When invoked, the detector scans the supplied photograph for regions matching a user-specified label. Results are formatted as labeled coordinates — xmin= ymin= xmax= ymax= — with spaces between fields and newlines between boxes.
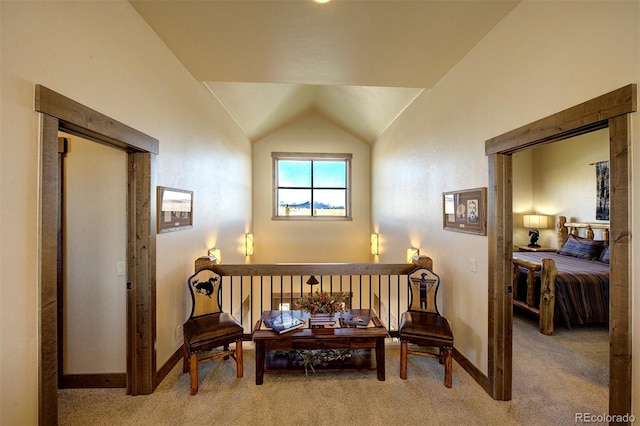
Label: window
xmin=273 ymin=152 xmax=351 ymax=219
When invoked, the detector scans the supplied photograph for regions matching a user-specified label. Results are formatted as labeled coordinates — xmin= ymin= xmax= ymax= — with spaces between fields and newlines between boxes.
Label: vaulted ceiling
xmin=130 ymin=0 xmax=519 ymax=143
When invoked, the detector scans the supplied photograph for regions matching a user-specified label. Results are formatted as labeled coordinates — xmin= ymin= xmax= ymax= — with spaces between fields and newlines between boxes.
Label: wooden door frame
xmin=485 ymin=84 xmax=636 ymax=417
xmin=35 ymin=85 xmax=159 ymax=424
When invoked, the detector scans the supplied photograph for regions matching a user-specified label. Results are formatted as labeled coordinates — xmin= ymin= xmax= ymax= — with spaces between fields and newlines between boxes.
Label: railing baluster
xmin=396 ymin=275 xmax=399 ymax=330
xmin=388 ymin=275 xmax=392 ymax=330
xmin=378 ymin=275 xmax=383 ymax=319
xmin=330 ymin=275 xmax=333 ymax=295
xmin=230 ymin=276 xmax=234 ymax=323
xmin=299 ymin=276 xmax=303 ymax=304
xmin=350 ymin=275 xmax=354 ymax=307
xmin=259 ymin=276 xmax=263 ymax=319
xmin=240 ymin=276 xmax=244 ymax=327
xmin=270 ymin=275 xmax=274 ymax=310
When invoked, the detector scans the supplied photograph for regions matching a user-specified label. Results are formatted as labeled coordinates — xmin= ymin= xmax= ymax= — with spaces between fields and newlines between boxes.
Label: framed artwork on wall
xmin=595 ymin=160 xmax=610 ymax=220
xmin=157 ymin=186 xmax=193 ymax=233
xmin=442 ymin=187 xmax=487 ymax=236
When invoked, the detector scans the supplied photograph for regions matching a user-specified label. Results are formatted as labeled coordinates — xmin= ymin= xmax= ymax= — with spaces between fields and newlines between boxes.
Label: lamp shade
xmin=207 ymin=248 xmax=221 ymax=263
xmin=523 ymin=214 xmax=549 ymax=229
xmin=406 ymin=247 xmax=419 ymax=263
xmin=245 ymin=233 xmax=254 ymax=256
xmin=370 ymin=233 xmax=379 ymax=255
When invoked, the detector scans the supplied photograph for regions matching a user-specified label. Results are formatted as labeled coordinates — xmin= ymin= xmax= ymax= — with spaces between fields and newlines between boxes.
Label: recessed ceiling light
xmin=313 ymin=0 xmax=331 ymax=4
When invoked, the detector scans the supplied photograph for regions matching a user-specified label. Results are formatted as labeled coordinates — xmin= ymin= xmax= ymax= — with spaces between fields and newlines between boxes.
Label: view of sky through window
xmin=276 ymin=158 xmax=348 ymax=217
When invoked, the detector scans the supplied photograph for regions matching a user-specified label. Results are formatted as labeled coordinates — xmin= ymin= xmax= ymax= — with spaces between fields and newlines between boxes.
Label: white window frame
xmin=272 ymin=152 xmax=352 ymax=221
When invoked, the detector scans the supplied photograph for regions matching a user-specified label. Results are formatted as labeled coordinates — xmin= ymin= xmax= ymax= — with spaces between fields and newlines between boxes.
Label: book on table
xmin=343 ymin=313 xmax=371 ymax=327
xmin=309 ymin=313 xmax=337 ymax=326
xmin=263 ymin=312 xmax=305 ymax=334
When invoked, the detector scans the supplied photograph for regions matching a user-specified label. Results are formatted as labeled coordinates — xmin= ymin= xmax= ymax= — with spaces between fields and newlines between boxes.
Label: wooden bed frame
xmin=512 ymin=215 xmax=610 ymax=335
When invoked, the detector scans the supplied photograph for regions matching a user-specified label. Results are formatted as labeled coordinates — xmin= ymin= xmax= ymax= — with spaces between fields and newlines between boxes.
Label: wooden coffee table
xmin=252 ymin=309 xmax=388 ymax=384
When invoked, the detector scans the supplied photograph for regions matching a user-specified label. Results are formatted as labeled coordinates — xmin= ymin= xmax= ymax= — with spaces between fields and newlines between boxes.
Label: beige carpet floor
xmin=58 ymin=314 xmax=608 ymax=425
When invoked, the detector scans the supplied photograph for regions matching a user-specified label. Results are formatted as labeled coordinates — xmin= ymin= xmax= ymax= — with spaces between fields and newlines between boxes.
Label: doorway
xmin=36 ymin=85 xmax=159 ymax=424
xmin=511 ymin=129 xmax=610 ymax=408
xmin=485 ymin=84 xmax=636 ymax=417
xmin=58 ymin=132 xmax=128 ymax=388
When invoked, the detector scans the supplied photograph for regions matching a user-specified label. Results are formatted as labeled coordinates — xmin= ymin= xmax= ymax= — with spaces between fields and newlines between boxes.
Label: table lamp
xmin=522 ymin=214 xmax=549 ymax=247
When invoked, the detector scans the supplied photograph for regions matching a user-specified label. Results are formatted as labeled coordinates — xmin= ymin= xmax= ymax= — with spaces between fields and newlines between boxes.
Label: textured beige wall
xmin=531 ymin=129 xmax=610 ymax=224
xmin=513 ymin=129 xmax=609 ymax=248
xmin=1 ymin=2 xmax=251 ymax=423
xmin=372 ymin=1 xmax=639 ymax=379
xmin=512 ymin=149 xmax=534 ymax=247
xmin=63 ymin=133 xmax=127 ymax=374
xmin=252 ymin=112 xmax=371 ymax=263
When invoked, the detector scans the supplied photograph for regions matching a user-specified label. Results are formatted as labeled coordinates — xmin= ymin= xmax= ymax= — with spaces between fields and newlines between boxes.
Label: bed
xmin=512 ymin=215 xmax=610 ymax=335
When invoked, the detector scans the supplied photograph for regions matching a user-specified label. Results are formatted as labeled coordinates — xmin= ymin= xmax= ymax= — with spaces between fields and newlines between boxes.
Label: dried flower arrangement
xmin=296 ymin=291 xmax=348 ymax=315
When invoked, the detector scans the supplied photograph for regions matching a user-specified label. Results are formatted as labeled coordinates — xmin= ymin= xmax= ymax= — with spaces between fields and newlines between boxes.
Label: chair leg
xmin=189 ymin=353 xmax=199 ymax=395
xmin=443 ymin=347 xmax=452 ymax=388
xmin=182 ymin=343 xmax=189 ymax=373
xmin=235 ymin=340 xmax=244 ymax=378
xmin=223 ymin=344 xmax=230 ymax=360
xmin=400 ymin=341 xmax=408 ymax=379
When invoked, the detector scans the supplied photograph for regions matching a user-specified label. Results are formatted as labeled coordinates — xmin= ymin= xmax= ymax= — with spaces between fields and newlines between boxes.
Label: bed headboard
xmin=557 ymin=215 xmax=610 ymax=248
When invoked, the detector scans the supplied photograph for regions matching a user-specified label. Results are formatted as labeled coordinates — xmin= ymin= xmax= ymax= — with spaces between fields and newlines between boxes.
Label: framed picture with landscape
xmin=442 ymin=187 xmax=486 ymax=235
xmin=157 ymin=186 xmax=193 ymax=233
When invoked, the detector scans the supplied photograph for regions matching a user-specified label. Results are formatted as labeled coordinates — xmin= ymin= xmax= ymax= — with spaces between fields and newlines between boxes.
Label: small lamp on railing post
xmin=406 ymin=247 xmax=420 ymax=263
xmin=207 ymin=248 xmax=221 ymax=264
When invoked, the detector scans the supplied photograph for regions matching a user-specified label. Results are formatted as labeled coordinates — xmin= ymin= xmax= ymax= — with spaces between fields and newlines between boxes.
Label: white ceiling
xmin=130 ymin=0 xmax=519 ymax=143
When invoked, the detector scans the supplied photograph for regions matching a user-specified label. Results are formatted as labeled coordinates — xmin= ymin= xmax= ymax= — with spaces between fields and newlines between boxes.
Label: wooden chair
xmin=183 ymin=268 xmax=243 ymax=395
xmin=399 ymin=266 xmax=454 ymax=387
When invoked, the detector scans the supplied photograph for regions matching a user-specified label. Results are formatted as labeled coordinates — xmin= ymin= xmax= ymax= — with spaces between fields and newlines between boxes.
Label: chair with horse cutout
xmin=399 ymin=264 xmax=454 ymax=387
xmin=183 ymin=268 xmax=243 ymax=395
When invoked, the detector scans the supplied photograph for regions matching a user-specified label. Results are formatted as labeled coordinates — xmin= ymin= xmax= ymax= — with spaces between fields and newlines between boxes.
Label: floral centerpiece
xmin=296 ymin=291 xmax=348 ymax=315
xmin=293 ymin=290 xmax=351 ymax=374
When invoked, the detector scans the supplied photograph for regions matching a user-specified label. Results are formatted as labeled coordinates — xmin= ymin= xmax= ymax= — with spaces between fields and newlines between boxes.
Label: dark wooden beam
xmin=485 ymin=84 xmax=636 ymax=155
xmin=128 ymin=152 xmax=157 ymax=395
xmin=39 ymin=114 xmax=60 ymax=426
xmin=35 ymin=84 xmax=159 ymax=155
xmin=195 ymin=259 xmax=416 ymax=276
xmin=608 ymin=113 xmax=632 ymax=417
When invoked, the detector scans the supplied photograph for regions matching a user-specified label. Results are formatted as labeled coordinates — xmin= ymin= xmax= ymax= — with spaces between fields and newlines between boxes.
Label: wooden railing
xmin=194 ymin=257 xmax=426 ymax=339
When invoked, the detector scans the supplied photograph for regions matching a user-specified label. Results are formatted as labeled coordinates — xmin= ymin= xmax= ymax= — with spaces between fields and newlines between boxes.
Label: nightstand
xmin=517 ymin=245 xmax=556 ymax=252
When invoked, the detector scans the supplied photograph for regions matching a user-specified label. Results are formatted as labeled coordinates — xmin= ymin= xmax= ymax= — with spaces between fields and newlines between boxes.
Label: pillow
xmin=599 ymin=245 xmax=610 ymax=264
xmin=558 ymin=234 xmax=606 ymax=260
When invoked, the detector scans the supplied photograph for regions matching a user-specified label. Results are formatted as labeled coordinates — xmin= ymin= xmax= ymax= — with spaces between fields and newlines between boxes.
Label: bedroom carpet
xmin=58 ymin=314 xmax=608 ymax=426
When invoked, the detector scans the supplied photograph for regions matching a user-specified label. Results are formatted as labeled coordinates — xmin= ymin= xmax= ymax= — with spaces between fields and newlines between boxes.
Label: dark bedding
xmin=512 ymin=252 xmax=609 ymax=328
